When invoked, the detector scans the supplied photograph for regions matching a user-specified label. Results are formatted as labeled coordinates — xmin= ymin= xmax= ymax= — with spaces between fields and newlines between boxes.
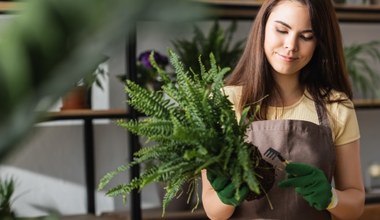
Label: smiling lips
xmin=276 ymin=52 xmax=298 ymax=62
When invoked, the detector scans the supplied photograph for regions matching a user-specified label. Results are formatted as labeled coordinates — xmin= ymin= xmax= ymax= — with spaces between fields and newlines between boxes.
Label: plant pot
xmin=61 ymin=86 xmax=90 ymax=111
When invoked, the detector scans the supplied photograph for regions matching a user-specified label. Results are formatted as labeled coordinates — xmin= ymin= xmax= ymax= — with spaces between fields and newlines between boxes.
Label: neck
xmin=271 ymin=73 xmax=304 ymax=107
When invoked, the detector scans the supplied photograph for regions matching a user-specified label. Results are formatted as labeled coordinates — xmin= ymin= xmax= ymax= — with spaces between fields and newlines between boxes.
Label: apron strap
xmin=315 ymin=102 xmax=328 ymax=127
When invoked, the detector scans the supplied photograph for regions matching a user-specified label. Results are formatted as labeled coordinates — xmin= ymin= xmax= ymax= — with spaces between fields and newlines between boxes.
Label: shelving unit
xmin=45 ymin=109 xmax=129 ymax=214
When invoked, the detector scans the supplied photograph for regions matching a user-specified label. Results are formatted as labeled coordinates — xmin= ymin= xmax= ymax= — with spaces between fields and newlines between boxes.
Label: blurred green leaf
xmin=0 ymin=0 xmax=208 ymax=160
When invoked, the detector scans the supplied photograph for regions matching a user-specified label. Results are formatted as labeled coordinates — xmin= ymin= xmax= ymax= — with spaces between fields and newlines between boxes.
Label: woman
xmin=201 ymin=0 xmax=365 ymax=219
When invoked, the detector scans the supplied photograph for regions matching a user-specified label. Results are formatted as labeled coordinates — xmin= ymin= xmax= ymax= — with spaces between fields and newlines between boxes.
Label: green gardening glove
xmin=207 ymin=171 xmax=249 ymax=206
xmin=278 ymin=162 xmax=332 ymax=210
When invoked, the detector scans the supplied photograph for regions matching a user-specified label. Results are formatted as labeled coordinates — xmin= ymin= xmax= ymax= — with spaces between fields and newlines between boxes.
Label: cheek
xmin=264 ymin=30 xmax=283 ymax=53
xmin=264 ymin=33 xmax=277 ymax=56
xmin=302 ymin=44 xmax=316 ymax=61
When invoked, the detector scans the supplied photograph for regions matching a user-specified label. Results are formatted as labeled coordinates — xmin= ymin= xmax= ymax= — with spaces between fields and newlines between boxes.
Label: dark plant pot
xmin=156 ymin=182 xmax=193 ymax=212
xmin=61 ymin=86 xmax=90 ymax=110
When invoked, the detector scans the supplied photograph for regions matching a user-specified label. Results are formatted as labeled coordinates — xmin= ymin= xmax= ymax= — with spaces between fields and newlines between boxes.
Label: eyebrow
xmin=274 ymin=20 xmax=313 ymax=33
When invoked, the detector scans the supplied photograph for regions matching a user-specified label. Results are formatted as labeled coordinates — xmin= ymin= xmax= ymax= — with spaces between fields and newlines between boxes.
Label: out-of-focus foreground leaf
xmin=0 ymin=0 xmax=208 ymax=160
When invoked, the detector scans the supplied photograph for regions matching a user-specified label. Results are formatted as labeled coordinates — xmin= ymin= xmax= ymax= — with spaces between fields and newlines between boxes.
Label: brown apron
xmin=232 ymin=103 xmax=336 ymax=220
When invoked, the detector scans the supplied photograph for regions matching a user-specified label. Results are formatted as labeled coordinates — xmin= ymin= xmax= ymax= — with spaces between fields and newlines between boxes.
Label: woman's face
xmin=264 ymin=0 xmax=317 ymax=77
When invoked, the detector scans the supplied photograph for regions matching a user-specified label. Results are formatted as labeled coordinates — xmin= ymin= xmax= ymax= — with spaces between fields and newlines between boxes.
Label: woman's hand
xmin=278 ymin=162 xmax=332 ymax=210
xmin=207 ymin=171 xmax=250 ymax=207
xmin=201 ymin=170 xmax=236 ymax=220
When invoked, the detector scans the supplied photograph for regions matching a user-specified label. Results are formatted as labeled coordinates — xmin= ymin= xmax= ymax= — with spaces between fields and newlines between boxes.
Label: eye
xmin=276 ymin=28 xmax=288 ymax=34
xmin=300 ymin=34 xmax=314 ymax=41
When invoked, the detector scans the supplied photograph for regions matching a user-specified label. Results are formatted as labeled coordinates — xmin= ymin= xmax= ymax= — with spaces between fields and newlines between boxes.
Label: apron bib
xmin=232 ymin=103 xmax=335 ymax=220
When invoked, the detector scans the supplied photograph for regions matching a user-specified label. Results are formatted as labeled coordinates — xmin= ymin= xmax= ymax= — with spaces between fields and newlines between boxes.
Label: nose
xmin=284 ymin=34 xmax=298 ymax=52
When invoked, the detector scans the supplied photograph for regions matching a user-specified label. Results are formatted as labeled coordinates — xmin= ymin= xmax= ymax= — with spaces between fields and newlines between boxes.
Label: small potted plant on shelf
xmin=98 ymin=51 xmax=275 ymax=215
xmin=61 ymin=62 xmax=108 ymax=111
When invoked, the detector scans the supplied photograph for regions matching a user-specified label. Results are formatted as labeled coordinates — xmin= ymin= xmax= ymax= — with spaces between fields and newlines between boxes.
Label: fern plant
xmin=344 ymin=40 xmax=380 ymax=98
xmin=98 ymin=51 xmax=274 ymax=214
xmin=172 ymin=20 xmax=245 ymax=78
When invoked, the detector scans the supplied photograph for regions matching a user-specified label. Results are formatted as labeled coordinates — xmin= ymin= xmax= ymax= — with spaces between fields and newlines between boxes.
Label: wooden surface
xmin=46 ymin=109 xmax=129 ymax=120
xmin=196 ymin=0 xmax=380 ymax=22
xmin=102 ymin=207 xmax=208 ymax=220
xmin=61 ymin=215 xmax=117 ymax=220
xmin=359 ymin=203 xmax=380 ymax=220
xmin=2 ymin=1 xmax=380 ymax=22
xmin=354 ymin=99 xmax=380 ymax=109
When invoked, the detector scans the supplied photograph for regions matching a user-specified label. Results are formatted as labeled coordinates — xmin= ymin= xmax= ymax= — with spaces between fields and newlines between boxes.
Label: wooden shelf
xmin=354 ymin=99 xmax=380 ymax=109
xmin=46 ymin=109 xmax=129 ymax=120
xmin=196 ymin=0 xmax=380 ymax=22
xmin=102 ymin=207 xmax=208 ymax=220
xmin=3 ymin=1 xmax=380 ymax=22
xmin=366 ymin=192 xmax=380 ymax=204
xmin=335 ymin=3 xmax=380 ymax=23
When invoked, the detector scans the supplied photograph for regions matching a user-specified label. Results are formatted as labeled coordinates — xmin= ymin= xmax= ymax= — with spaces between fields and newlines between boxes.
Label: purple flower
xmin=138 ymin=50 xmax=169 ymax=69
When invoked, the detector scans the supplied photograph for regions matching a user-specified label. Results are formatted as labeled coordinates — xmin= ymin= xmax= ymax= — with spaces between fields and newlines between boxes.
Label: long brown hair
xmin=226 ymin=0 xmax=352 ymax=119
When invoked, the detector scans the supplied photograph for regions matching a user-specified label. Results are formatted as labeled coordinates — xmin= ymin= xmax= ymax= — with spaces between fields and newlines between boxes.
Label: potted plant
xmin=344 ymin=40 xmax=380 ymax=98
xmin=98 ymin=51 xmax=275 ymax=214
xmin=117 ymin=20 xmax=243 ymax=91
xmin=172 ymin=20 xmax=245 ymax=79
xmin=61 ymin=63 xmax=107 ymax=111
xmin=118 ymin=50 xmax=170 ymax=91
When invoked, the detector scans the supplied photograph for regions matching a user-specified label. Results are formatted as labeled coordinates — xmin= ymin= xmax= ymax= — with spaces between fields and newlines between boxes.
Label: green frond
xmin=126 ymin=80 xmax=172 ymax=119
xmin=98 ymin=163 xmax=134 ymax=191
xmin=100 ymin=51 xmax=270 ymax=215
xmin=161 ymin=174 xmax=195 ymax=214
xmin=118 ymin=118 xmax=173 ymax=142
xmin=149 ymin=51 xmax=171 ymax=85
xmin=105 ymin=179 xmax=139 ymax=198
xmin=0 ymin=177 xmax=15 ymax=215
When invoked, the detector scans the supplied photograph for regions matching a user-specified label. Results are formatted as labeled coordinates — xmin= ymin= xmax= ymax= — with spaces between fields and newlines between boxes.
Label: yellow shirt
xmin=222 ymin=86 xmax=360 ymax=146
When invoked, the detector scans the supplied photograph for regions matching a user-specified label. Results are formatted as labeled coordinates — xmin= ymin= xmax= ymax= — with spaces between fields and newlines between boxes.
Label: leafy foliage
xmin=98 ymin=51 xmax=269 ymax=213
xmin=344 ymin=40 xmax=380 ymax=98
xmin=0 ymin=177 xmax=15 ymax=218
xmin=0 ymin=0 xmax=208 ymax=162
xmin=172 ymin=20 xmax=245 ymax=78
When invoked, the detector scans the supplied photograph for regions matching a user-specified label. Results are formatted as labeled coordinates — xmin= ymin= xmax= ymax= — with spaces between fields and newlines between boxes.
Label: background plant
xmin=344 ymin=40 xmax=380 ymax=98
xmin=118 ymin=50 xmax=170 ymax=91
xmin=172 ymin=20 xmax=245 ymax=78
xmin=0 ymin=0 xmax=208 ymax=161
xmin=98 ymin=51 xmax=272 ymax=214
xmin=78 ymin=60 xmax=108 ymax=90
xmin=0 ymin=177 xmax=15 ymax=218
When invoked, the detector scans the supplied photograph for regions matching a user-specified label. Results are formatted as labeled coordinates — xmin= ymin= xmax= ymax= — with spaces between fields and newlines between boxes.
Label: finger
xmin=285 ymin=162 xmax=314 ymax=176
xmin=212 ymin=177 xmax=230 ymax=191
xmin=278 ymin=175 xmax=314 ymax=188
xmin=295 ymin=186 xmax=313 ymax=196
xmin=238 ymin=185 xmax=250 ymax=200
xmin=219 ymin=182 xmax=235 ymax=198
